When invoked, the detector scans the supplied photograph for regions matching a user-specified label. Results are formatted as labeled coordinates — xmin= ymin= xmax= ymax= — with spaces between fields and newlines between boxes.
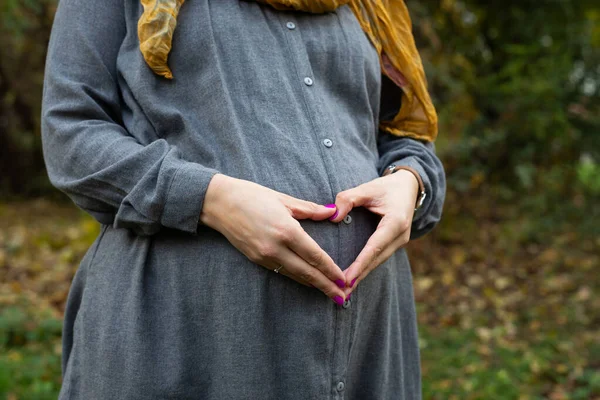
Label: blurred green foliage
xmin=0 ymin=201 xmax=100 ymax=399
xmin=406 ymin=0 xmax=600 ymax=238
xmin=0 ymin=0 xmax=599 ymax=399
xmin=0 ymin=302 xmax=62 ymax=399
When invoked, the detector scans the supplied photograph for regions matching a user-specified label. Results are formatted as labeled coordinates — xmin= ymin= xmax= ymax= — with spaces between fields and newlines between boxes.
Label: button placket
xmin=278 ymin=14 xmax=352 ymax=394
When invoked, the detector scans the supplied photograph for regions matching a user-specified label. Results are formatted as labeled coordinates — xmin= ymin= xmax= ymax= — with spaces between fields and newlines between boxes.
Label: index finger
xmin=287 ymin=228 xmax=346 ymax=287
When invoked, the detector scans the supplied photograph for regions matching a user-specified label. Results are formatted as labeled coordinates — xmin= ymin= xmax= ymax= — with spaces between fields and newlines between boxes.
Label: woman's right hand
xmin=200 ymin=174 xmax=349 ymax=305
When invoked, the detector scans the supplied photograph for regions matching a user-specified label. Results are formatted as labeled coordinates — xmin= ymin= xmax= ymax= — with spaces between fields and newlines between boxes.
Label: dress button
xmin=303 ymin=77 xmax=313 ymax=86
xmin=323 ymin=138 xmax=333 ymax=148
xmin=343 ymin=214 xmax=352 ymax=224
xmin=336 ymin=381 xmax=345 ymax=392
xmin=342 ymin=299 xmax=351 ymax=309
xmin=286 ymin=21 xmax=296 ymax=29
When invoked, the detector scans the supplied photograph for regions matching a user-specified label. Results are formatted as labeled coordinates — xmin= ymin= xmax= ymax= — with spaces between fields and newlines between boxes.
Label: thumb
xmin=331 ymin=184 xmax=370 ymax=223
xmin=285 ymin=198 xmax=338 ymax=221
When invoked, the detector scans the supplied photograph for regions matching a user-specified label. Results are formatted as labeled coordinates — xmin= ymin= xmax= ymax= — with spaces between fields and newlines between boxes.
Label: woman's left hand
xmin=330 ymin=170 xmax=419 ymax=296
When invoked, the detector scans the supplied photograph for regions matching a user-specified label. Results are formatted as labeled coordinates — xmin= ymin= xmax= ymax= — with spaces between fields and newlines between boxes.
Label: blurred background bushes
xmin=0 ymin=0 xmax=598 ymax=399
xmin=409 ymin=0 xmax=600 ymax=239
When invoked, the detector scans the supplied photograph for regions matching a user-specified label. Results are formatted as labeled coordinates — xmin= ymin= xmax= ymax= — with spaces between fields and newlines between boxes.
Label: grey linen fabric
xmin=41 ymin=1 xmax=446 ymax=399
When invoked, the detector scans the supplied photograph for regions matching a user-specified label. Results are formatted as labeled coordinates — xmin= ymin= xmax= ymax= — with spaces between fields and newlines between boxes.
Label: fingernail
xmin=324 ymin=203 xmax=336 ymax=208
xmin=335 ymin=279 xmax=345 ymax=289
xmin=350 ymin=278 xmax=357 ymax=288
xmin=328 ymin=210 xmax=339 ymax=221
xmin=332 ymin=296 xmax=344 ymax=306
xmin=346 ymin=293 xmax=352 ymax=300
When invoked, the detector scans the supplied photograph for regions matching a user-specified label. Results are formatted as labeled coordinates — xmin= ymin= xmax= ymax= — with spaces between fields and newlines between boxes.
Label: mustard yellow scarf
xmin=138 ymin=0 xmax=437 ymax=142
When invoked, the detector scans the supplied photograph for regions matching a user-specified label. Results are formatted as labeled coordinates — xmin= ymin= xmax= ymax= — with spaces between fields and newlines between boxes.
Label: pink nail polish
xmin=346 ymin=293 xmax=352 ymax=300
xmin=324 ymin=203 xmax=336 ymax=208
xmin=335 ymin=279 xmax=345 ymax=289
xmin=350 ymin=278 xmax=357 ymax=288
xmin=332 ymin=296 xmax=344 ymax=306
xmin=328 ymin=210 xmax=339 ymax=221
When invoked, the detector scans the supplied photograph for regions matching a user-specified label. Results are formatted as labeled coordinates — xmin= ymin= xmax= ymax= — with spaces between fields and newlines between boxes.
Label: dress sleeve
xmin=41 ymin=0 xmax=220 ymax=236
xmin=376 ymin=75 xmax=446 ymax=240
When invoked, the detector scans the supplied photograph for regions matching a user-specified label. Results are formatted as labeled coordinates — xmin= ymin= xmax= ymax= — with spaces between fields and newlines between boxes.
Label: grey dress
xmin=41 ymin=0 xmax=446 ymax=399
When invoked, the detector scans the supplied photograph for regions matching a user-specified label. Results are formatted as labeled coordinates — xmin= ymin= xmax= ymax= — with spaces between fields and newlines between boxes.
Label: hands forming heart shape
xmin=200 ymin=171 xmax=419 ymax=305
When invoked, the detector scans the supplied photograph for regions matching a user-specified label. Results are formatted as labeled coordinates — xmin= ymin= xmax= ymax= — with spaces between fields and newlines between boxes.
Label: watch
xmin=382 ymin=164 xmax=427 ymax=211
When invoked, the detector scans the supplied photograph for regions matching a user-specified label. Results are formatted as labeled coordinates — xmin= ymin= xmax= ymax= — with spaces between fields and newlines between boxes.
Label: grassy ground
xmin=0 ymin=197 xmax=598 ymax=399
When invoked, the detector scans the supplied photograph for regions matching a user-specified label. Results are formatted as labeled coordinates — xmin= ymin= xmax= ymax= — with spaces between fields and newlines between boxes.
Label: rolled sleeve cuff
xmin=161 ymin=162 xmax=220 ymax=235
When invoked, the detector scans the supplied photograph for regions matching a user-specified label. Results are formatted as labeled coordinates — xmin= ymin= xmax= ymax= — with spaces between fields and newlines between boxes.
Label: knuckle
xmin=389 ymin=214 xmax=411 ymax=233
xmin=273 ymin=226 xmax=293 ymax=243
xmin=306 ymin=250 xmax=325 ymax=267
xmin=399 ymin=233 xmax=410 ymax=246
xmin=335 ymin=191 xmax=349 ymax=204
xmin=247 ymin=251 xmax=263 ymax=264
xmin=274 ymin=221 xmax=301 ymax=244
xmin=369 ymin=244 xmax=384 ymax=257
xmin=256 ymin=243 xmax=277 ymax=260
xmin=298 ymin=269 xmax=315 ymax=283
xmin=305 ymin=201 xmax=319 ymax=213
xmin=398 ymin=217 xmax=411 ymax=232
xmin=246 ymin=252 xmax=260 ymax=263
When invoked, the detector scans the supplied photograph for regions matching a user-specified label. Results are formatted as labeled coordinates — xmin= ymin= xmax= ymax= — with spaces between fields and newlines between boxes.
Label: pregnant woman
xmin=41 ymin=0 xmax=446 ymax=398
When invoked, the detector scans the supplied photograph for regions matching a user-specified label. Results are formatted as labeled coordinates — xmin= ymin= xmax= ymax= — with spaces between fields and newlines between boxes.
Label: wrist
xmin=385 ymin=169 xmax=419 ymax=197
xmin=382 ymin=164 xmax=426 ymax=211
xmin=199 ymin=173 xmax=234 ymax=228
